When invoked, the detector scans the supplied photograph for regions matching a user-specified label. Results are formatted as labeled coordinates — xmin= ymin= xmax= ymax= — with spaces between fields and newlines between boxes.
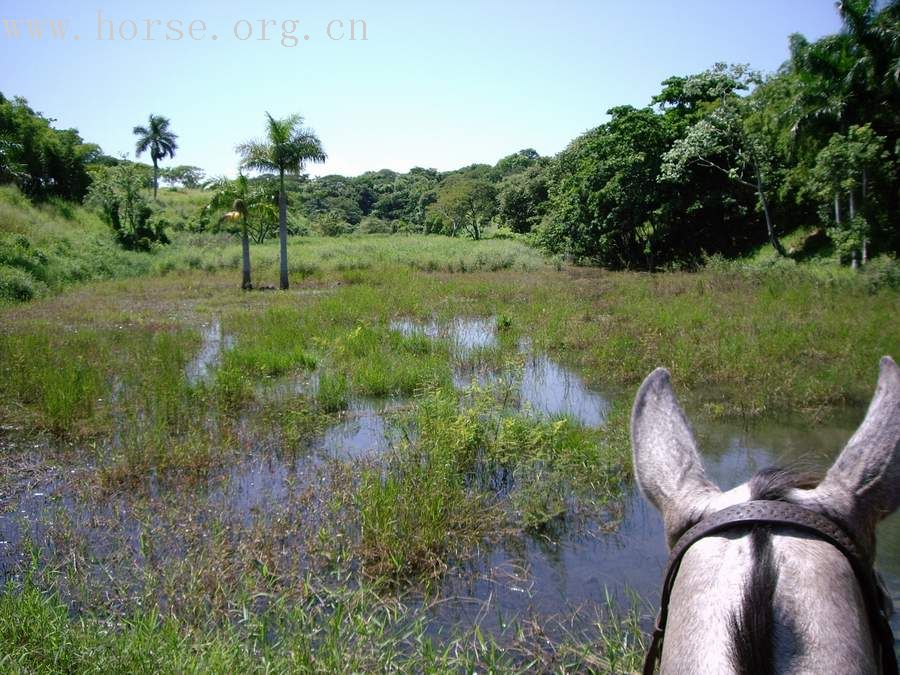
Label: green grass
xmin=0 ymin=578 xmax=647 ymax=674
xmin=0 ymin=185 xmax=154 ymax=303
xmin=151 ymin=231 xmax=547 ymax=281
xmin=316 ymin=371 xmax=349 ymax=412
xmin=0 ymin=184 xmax=544 ymax=305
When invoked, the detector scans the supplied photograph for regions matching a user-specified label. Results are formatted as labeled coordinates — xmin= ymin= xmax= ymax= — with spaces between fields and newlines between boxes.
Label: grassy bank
xmin=0 ymin=185 xmax=154 ymax=302
xmin=0 ymin=184 xmax=547 ymax=303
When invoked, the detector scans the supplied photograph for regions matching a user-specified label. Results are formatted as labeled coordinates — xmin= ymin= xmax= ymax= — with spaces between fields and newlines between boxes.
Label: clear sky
xmin=1 ymin=1 xmax=843 ymax=178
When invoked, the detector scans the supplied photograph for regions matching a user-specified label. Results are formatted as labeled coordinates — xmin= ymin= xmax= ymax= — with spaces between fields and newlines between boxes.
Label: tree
xmin=162 ymin=165 xmax=205 ymax=189
xmin=204 ymin=174 xmax=257 ymax=289
xmin=204 ymin=174 xmax=283 ymax=287
xmin=86 ymin=163 xmax=169 ymax=250
xmin=661 ymin=76 xmax=788 ymax=257
xmin=544 ymin=105 xmax=671 ymax=266
xmin=428 ymin=177 xmax=496 ymax=240
xmin=0 ymin=132 xmax=24 ymax=183
xmin=783 ymin=1 xmax=900 ymax=254
xmin=0 ymin=93 xmax=97 ymax=200
xmin=237 ymin=113 xmax=326 ymax=290
xmin=810 ymin=124 xmax=889 ymax=262
xmin=133 ymin=114 xmax=178 ymax=199
xmin=497 ymin=164 xmax=549 ymax=233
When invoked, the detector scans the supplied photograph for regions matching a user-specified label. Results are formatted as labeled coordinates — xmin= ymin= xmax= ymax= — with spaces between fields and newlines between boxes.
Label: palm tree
xmin=204 ymin=173 xmax=257 ymax=290
xmin=237 ymin=113 xmax=326 ymax=290
xmin=133 ymin=115 xmax=178 ymax=199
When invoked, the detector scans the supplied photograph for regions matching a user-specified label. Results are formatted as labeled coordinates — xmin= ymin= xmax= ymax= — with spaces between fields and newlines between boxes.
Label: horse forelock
xmin=725 ymin=466 xmax=822 ymax=675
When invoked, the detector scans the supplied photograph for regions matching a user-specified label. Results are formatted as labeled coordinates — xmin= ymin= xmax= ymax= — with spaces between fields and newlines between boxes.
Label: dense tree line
xmin=281 ymin=0 xmax=898 ymax=267
xmin=0 ymin=93 xmax=99 ymax=201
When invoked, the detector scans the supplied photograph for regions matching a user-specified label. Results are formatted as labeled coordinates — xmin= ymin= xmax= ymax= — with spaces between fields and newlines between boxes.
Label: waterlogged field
xmin=1 ymin=237 xmax=899 ymax=672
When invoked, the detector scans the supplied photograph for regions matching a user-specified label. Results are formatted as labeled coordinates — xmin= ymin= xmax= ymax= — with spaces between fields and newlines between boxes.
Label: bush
xmin=490 ymin=226 xmax=519 ymax=241
xmin=357 ymin=216 xmax=393 ymax=234
xmin=862 ymin=255 xmax=900 ymax=292
xmin=0 ymin=265 xmax=38 ymax=301
xmin=287 ymin=212 xmax=312 ymax=237
xmin=314 ymin=212 xmax=356 ymax=237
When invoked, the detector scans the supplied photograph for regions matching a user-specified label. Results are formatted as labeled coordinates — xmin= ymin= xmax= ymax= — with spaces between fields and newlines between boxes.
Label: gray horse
xmin=631 ymin=356 xmax=899 ymax=674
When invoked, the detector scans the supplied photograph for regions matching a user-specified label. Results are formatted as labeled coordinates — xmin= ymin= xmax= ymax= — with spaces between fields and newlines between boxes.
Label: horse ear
xmin=793 ymin=356 xmax=900 ymax=551
xmin=631 ymin=368 xmax=721 ymax=545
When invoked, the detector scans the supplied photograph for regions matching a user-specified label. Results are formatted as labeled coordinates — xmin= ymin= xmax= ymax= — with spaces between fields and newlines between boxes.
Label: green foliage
xmin=0 ymin=184 xmax=154 ymax=301
xmin=161 ymin=164 xmax=204 ymax=189
xmin=862 ymin=255 xmax=900 ymax=292
xmin=496 ymin=163 xmax=549 ymax=233
xmin=809 ymin=124 xmax=891 ymax=259
xmin=86 ymin=163 xmax=170 ymax=251
xmin=0 ymin=92 xmax=97 ymax=201
xmin=546 ymin=105 xmax=672 ymax=266
xmin=428 ymin=176 xmax=497 ymax=240
xmin=202 ymin=174 xmax=279 ymax=243
xmin=314 ymin=212 xmax=356 ymax=237
xmin=0 ymin=263 xmax=38 ymax=301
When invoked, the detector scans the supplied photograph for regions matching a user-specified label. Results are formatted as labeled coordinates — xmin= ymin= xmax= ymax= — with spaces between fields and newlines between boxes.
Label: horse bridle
xmin=642 ymin=499 xmax=898 ymax=675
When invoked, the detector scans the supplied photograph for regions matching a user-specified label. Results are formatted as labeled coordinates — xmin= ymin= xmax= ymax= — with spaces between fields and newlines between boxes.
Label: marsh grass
xmin=354 ymin=385 xmax=632 ymax=579
xmin=1 ymin=576 xmax=647 ymax=674
xmin=2 ymin=235 xmax=898 ymax=673
xmin=316 ymin=371 xmax=349 ymax=413
xmin=224 ymin=308 xmax=318 ymax=377
xmin=355 ymin=386 xmax=490 ymax=580
xmin=332 ymin=322 xmax=453 ymax=398
xmin=0 ymin=330 xmax=107 ymax=435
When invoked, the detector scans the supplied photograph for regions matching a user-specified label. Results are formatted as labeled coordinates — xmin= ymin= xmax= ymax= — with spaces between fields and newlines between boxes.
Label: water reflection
xmin=391 ymin=316 xmax=611 ymax=427
xmin=185 ymin=320 xmax=233 ymax=385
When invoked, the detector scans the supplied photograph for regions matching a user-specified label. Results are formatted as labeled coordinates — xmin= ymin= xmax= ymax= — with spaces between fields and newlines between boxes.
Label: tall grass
xmin=0 ymin=330 xmax=106 ymax=434
xmin=0 ymin=577 xmax=648 ymax=674
xmin=354 ymin=386 xmax=632 ymax=579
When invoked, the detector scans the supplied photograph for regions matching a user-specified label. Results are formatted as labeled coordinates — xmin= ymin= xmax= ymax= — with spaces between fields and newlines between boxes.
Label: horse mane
xmin=727 ymin=466 xmax=822 ymax=675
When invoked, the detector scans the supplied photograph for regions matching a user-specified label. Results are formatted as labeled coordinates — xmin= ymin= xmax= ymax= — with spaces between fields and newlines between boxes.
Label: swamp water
xmin=1 ymin=316 xmax=897 ymax=646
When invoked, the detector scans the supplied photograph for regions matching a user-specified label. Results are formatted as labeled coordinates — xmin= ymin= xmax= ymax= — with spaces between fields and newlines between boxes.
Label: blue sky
xmin=1 ymin=1 xmax=842 ymax=178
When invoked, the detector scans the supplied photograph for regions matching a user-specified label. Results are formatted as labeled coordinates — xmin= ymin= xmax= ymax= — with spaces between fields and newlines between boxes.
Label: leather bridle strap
xmin=642 ymin=500 xmax=898 ymax=675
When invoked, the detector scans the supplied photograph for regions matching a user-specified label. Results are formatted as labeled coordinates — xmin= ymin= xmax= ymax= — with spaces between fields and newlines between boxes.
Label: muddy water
xmin=434 ymin=410 xmax=900 ymax=640
xmin=387 ymin=317 xmax=899 ymax=640
xmin=185 ymin=320 xmax=234 ymax=385
xmin=1 ymin=316 xmax=897 ymax=647
xmin=312 ymin=399 xmax=407 ymax=460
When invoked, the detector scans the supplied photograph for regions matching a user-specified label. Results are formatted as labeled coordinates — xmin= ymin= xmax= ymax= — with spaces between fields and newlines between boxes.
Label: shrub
xmin=357 ymin=216 xmax=393 ymax=234
xmin=0 ymin=265 xmax=38 ymax=301
xmin=862 ymin=255 xmax=900 ymax=292
xmin=314 ymin=213 xmax=356 ymax=237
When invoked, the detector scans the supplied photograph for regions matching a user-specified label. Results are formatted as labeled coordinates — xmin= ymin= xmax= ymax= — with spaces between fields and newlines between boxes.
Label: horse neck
xmin=660 ymin=529 xmax=877 ymax=674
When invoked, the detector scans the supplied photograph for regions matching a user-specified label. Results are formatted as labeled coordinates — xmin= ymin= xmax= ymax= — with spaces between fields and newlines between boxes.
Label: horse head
xmin=631 ymin=356 xmax=899 ymax=674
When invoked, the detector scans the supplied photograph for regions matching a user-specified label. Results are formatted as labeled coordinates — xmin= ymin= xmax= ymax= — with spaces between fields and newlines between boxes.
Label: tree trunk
xmin=848 ymin=188 xmax=856 ymax=220
xmin=859 ymin=170 xmax=869 ymax=264
xmin=241 ymin=217 xmax=252 ymax=291
xmin=152 ymin=157 xmax=159 ymax=199
xmin=754 ymin=164 xmax=786 ymax=257
xmin=278 ymin=169 xmax=289 ymax=290
xmin=834 ymin=192 xmax=841 ymax=226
